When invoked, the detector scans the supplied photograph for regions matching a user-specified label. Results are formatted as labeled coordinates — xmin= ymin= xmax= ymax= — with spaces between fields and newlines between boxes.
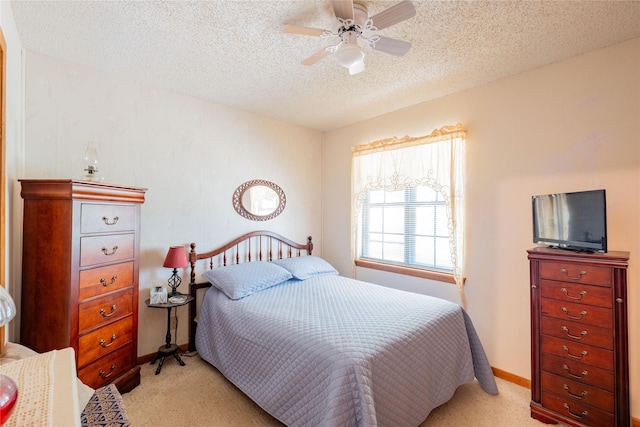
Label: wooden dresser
xmin=19 ymin=180 xmax=146 ymax=393
xmin=528 ymin=247 xmax=630 ymax=427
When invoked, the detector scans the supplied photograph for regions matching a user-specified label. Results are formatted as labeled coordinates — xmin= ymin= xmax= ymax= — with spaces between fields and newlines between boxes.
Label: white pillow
xmin=202 ymin=261 xmax=293 ymax=300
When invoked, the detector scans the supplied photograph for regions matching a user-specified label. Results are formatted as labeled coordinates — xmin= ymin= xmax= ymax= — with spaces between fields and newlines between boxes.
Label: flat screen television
xmin=532 ymin=189 xmax=607 ymax=253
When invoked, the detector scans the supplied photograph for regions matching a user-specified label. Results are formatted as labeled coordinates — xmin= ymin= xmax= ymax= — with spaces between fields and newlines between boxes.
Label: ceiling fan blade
xmin=332 ymin=0 xmax=354 ymax=21
xmin=284 ymin=25 xmax=326 ymax=37
xmin=301 ymin=49 xmax=332 ymax=66
xmin=370 ymin=0 xmax=416 ymax=30
xmin=371 ymin=36 xmax=411 ymax=57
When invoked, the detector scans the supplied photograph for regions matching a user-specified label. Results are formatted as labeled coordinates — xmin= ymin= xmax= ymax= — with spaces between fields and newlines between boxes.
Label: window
xmin=351 ymin=124 xmax=466 ymax=297
xmin=361 ymin=186 xmax=452 ymax=272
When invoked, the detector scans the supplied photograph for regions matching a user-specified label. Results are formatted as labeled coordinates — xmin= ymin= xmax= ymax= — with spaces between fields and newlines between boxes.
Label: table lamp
xmin=163 ymin=246 xmax=188 ymax=296
xmin=0 ymin=286 xmax=18 ymax=425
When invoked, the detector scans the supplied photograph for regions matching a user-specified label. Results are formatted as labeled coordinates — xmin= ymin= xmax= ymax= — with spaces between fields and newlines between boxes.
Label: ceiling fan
xmin=284 ymin=0 xmax=416 ymax=75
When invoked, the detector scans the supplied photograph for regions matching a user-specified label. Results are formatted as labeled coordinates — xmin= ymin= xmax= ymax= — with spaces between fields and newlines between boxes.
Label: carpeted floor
xmin=122 ymin=353 xmax=563 ymax=426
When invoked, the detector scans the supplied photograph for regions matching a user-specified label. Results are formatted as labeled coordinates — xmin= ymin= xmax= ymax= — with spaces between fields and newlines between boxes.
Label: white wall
xmin=19 ymin=51 xmax=324 ymax=356
xmin=1 ymin=1 xmax=25 ymax=343
xmin=323 ymin=38 xmax=640 ymax=418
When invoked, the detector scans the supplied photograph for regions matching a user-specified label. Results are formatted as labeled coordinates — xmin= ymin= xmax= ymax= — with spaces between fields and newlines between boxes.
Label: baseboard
xmin=491 ymin=366 xmax=531 ymax=388
xmin=491 ymin=367 xmax=639 ymax=426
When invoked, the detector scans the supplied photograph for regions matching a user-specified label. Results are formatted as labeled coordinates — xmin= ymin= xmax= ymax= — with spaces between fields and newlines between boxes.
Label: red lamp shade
xmin=163 ymin=246 xmax=188 ymax=269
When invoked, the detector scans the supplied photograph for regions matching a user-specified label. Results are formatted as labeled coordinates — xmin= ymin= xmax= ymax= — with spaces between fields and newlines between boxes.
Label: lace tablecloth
xmin=0 ymin=347 xmax=80 ymax=427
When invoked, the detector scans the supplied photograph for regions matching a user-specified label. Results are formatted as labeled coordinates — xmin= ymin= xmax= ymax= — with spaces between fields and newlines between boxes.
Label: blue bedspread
xmin=196 ymin=274 xmax=498 ymax=427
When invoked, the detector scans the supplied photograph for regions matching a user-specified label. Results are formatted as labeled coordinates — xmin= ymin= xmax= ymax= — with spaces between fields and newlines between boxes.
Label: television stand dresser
xmin=528 ymin=247 xmax=629 ymax=427
xmin=19 ymin=179 xmax=146 ymax=393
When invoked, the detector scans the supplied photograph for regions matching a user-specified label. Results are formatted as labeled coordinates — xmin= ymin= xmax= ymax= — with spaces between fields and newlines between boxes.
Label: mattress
xmin=196 ymin=274 xmax=498 ymax=427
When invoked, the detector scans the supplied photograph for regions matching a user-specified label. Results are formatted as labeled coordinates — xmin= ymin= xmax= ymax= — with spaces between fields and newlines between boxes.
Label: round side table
xmin=145 ymin=294 xmax=194 ymax=375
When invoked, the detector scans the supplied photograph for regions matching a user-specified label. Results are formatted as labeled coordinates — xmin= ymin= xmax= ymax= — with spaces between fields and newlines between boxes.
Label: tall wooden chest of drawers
xmin=20 ymin=180 xmax=146 ymax=393
xmin=528 ymin=247 xmax=630 ymax=427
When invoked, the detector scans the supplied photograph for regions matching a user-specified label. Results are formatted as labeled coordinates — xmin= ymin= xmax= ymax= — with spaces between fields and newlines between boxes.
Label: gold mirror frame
xmin=232 ymin=179 xmax=286 ymax=221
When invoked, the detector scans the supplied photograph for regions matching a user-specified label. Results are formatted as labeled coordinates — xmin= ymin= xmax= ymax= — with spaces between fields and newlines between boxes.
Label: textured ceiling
xmin=10 ymin=0 xmax=640 ymax=131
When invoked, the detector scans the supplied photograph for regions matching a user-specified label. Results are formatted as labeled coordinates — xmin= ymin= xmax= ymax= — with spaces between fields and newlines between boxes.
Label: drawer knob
xmin=561 ymin=326 xmax=587 ymax=340
xmin=562 ymin=345 xmax=588 ymax=360
xmin=561 ymin=307 xmax=587 ymax=320
xmin=562 ymin=364 xmax=588 ymax=379
xmin=561 ymin=288 xmax=587 ymax=301
xmin=563 ymin=383 xmax=588 ymax=399
xmin=101 ymin=246 xmax=119 ymax=256
xmin=560 ymin=268 xmax=587 ymax=281
xmin=99 ymin=305 xmax=118 ymax=318
xmin=99 ymin=275 xmax=118 ymax=287
xmin=102 ymin=216 xmax=119 ymax=226
xmin=99 ymin=363 xmax=117 ymax=379
xmin=563 ymin=403 xmax=588 ymax=419
xmin=99 ymin=334 xmax=117 ymax=348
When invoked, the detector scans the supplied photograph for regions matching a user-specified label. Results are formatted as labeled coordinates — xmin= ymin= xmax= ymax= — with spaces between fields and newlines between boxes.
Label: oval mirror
xmin=232 ymin=179 xmax=286 ymax=221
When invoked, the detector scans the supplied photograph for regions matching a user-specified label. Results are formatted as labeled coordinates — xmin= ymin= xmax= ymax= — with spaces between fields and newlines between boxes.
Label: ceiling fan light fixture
xmin=348 ymin=58 xmax=365 ymax=75
xmin=335 ymin=43 xmax=365 ymax=72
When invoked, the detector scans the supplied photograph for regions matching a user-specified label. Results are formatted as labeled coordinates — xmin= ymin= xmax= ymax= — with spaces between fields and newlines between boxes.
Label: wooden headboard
xmin=187 ymin=230 xmax=313 ymax=351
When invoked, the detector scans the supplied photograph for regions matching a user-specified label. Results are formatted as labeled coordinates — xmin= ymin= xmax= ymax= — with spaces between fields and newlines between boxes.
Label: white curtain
xmin=351 ymin=124 xmax=467 ymax=305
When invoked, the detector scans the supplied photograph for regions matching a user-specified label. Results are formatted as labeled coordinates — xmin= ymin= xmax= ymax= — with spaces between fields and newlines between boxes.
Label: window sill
xmin=354 ymin=259 xmax=462 ymax=285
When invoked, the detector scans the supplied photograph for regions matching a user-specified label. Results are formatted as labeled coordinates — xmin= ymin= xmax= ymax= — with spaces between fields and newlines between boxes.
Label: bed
xmin=188 ymin=231 xmax=498 ymax=427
